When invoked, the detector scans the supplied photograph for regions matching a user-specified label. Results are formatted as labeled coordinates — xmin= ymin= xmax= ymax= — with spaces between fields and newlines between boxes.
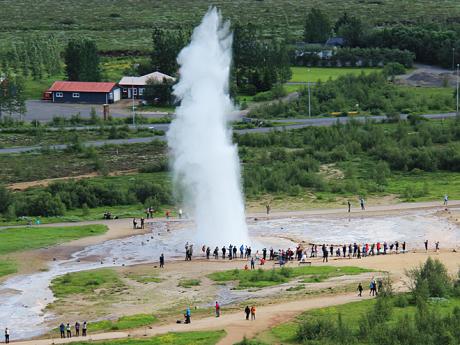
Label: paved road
xmin=0 ymin=113 xmax=457 ymax=155
xmin=24 ymin=100 xmax=170 ymax=122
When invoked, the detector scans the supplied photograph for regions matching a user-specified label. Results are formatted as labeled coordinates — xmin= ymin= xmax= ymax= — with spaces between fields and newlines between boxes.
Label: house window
xmin=55 ymin=92 xmax=63 ymax=98
xmin=72 ymin=92 xmax=80 ymax=98
xmin=139 ymin=88 xmax=144 ymax=96
xmin=133 ymin=88 xmax=138 ymax=96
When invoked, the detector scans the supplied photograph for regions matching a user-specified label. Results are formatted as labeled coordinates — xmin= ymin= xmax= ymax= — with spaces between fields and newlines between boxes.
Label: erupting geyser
xmin=167 ymin=7 xmax=249 ymax=245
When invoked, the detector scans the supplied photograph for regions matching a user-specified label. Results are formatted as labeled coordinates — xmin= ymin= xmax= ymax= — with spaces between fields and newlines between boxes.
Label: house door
xmin=127 ymin=89 xmax=132 ymax=98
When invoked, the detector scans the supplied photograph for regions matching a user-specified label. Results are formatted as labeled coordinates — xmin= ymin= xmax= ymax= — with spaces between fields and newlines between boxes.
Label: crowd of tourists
xmin=178 ymin=240 xmax=442 ymax=265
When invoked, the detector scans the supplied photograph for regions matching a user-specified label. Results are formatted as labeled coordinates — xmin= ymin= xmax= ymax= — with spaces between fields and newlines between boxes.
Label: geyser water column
xmin=167 ymin=8 xmax=249 ymax=246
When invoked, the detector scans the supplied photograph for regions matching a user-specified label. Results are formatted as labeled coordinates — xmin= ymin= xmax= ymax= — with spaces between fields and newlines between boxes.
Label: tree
xmin=64 ymin=39 xmax=101 ymax=81
xmin=232 ymin=23 xmax=292 ymax=94
xmin=150 ymin=27 xmax=188 ymax=76
xmin=304 ymin=8 xmax=332 ymax=43
xmin=0 ymin=185 xmax=12 ymax=213
xmin=335 ymin=13 xmax=367 ymax=47
xmin=144 ymin=77 xmax=175 ymax=106
xmin=0 ymin=73 xmax=26 ymax=119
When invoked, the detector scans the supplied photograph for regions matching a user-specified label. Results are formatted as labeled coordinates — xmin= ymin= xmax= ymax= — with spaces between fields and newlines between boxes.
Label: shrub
xmin=296 ymin=318 xmax=337 ymax=342
xmin=407 ymin=258 xmax=453 ymax=300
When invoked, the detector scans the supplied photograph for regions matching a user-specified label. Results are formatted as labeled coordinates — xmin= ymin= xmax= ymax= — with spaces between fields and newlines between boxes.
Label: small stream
xmin=0 ymin=209 xmax=458 ymax=340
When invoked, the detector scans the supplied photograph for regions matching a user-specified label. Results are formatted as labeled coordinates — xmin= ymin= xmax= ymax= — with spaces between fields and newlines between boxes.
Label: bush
xmin=394 ymin=294 xmax=410 ymax=308
xmin=408 ymin=258 xmax=453 ymax=300
xmin=297 ymin=318 xmax=337 ymax=342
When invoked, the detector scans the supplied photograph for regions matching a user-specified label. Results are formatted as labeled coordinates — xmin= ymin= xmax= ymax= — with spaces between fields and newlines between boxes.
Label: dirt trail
xmin=12 ymin=292 xmax=373 ymax=345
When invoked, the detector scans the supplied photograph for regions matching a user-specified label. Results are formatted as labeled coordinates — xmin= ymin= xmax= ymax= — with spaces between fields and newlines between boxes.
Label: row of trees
xmin=303 ymin=8 xmax=460 ymax=67
xmin=0 ymin=36 xmax=62 ymax=80
xmin=148 ymin=24 xmax=292 ymax=96
xmin=0 ymin=179 xmax=171 ymax=218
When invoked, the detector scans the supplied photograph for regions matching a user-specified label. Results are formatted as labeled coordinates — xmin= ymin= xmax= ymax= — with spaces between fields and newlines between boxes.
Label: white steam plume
xmin=167 ymin=7 xmax=249 ymax=246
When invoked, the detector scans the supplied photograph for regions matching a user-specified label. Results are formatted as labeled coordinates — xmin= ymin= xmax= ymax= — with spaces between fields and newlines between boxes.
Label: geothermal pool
xmin=0 ymin=209 xmax=458 ymax=340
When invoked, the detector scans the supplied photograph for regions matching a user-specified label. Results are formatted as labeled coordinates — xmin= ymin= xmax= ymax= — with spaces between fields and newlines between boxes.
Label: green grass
xmin=0 ymin=260 xmax=17 ymax=278
xmin=64 ymin=331 xmax=225 ymax=345
xmin=386 ymin=171 xmax=460 ymax=202
xmin=0 ymin=224 xmax=107 ymax=255
xmin=1 ymin=0 xmax=458 ymax=52
xmin=208 ymin=266 xmax=371 ymax=289
xmin=50 ymin=268 xmax=123 ymax=298
xmin=289 ymin=67 xmax=379 ymax=83
xmin=88 ymin=314 xmax=158 ymax=332
xmin=178 ymin=279 xmax=201 ymax=288
xmin=24 ymin=74 xmax=65 ymax=99
xmin=265 ymin=296 xmax=460 ymax=344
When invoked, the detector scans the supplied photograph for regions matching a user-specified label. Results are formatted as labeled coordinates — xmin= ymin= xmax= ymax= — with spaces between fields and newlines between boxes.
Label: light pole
xmin=307 ymin=68 xmax=311 ymax=117
xmin=453 ymin=48 xmax=456 ymax=72
xmin=131 ymin=63 xmax=139 ymax=127
xmin=131 ymin=76 xmax=135 ymax=127
xmin=456 ymin=63 xmax=459 ymax=116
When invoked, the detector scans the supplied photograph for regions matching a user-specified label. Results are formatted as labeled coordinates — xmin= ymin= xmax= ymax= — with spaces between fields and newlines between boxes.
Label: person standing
xmin=357 ymin=283 xmax=363 ymax=297
xmin=185 ymin=307 xmax=191 ymax=324
xmin=424 ymin=240 xmax=428 ymax=252
xmin=250 ymin=306 xmax=256 ymax=320
xmin=4 ymin=328 xmax=9 ymax=344
xmin=206 ymin=247 xmax=211 ymax=260
xmin=132 ymin=218 xmax=137 ymax=229
xmin=178 ymin=209 xmax=183 ymax=219
xmin=435 ymin=241 xmax=440 ymax=252
xmin=160 ymin=253 xmax=165 ymax=268
xmin=59 ymin=323 xmax=65 ymax=338
xmin=233 ymin=246 xmax=237 ymax=260
xmin=347 ymin=201 xmax=351 ymax=213
xmin=322 ymin=244 xmax=328 ymax=263
xmin=444 ymin=194 xmax=448 ymax=206
xmin=215 ymin=301 xmax=221 ymax=317
xmin=229 ymin=245 xmax=233 ymax=260
xmin=245 ymin=306 xmax=251 ymax=320
xmin=360 ymin=197 xmax=365 ymax=210
xmin=140 ymin=217 xmax=145 ymax=229
xmin=266 ymin=204 xmax=270 ymax=215
xmin=66 ymin=323 xmax=71 ymax=338
xmin=82 ymin=322 xmax=87 ymax=337
xmin=75 ymin=322 xmax=80 ymax=336
xmin=250 ymin=257 xmax=255 ymax=270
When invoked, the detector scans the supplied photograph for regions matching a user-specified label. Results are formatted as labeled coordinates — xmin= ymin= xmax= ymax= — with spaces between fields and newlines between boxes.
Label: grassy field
xmin=62 ymin=331 xmax=225 ymax=345
xmin=0 ymin=224 xmax=107 ymax=255
xmin=0 ymin=260 xmax=17 ymax=278
xmin=1 ymin=0 xmax=458 ymax=52
xmin=289 ymin=67 xmax=379 ymax=83
xmin=257 ymin=296 xmax=460 ymax=344
xmin=50 ymin=268 xmax=123 ymax=298
xmin=208 ymin=266 xmax=371 ymax=289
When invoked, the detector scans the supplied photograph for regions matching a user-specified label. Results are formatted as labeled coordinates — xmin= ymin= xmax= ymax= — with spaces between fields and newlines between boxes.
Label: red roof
xmin=48 ymin=81 xmax=116 ymax=93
